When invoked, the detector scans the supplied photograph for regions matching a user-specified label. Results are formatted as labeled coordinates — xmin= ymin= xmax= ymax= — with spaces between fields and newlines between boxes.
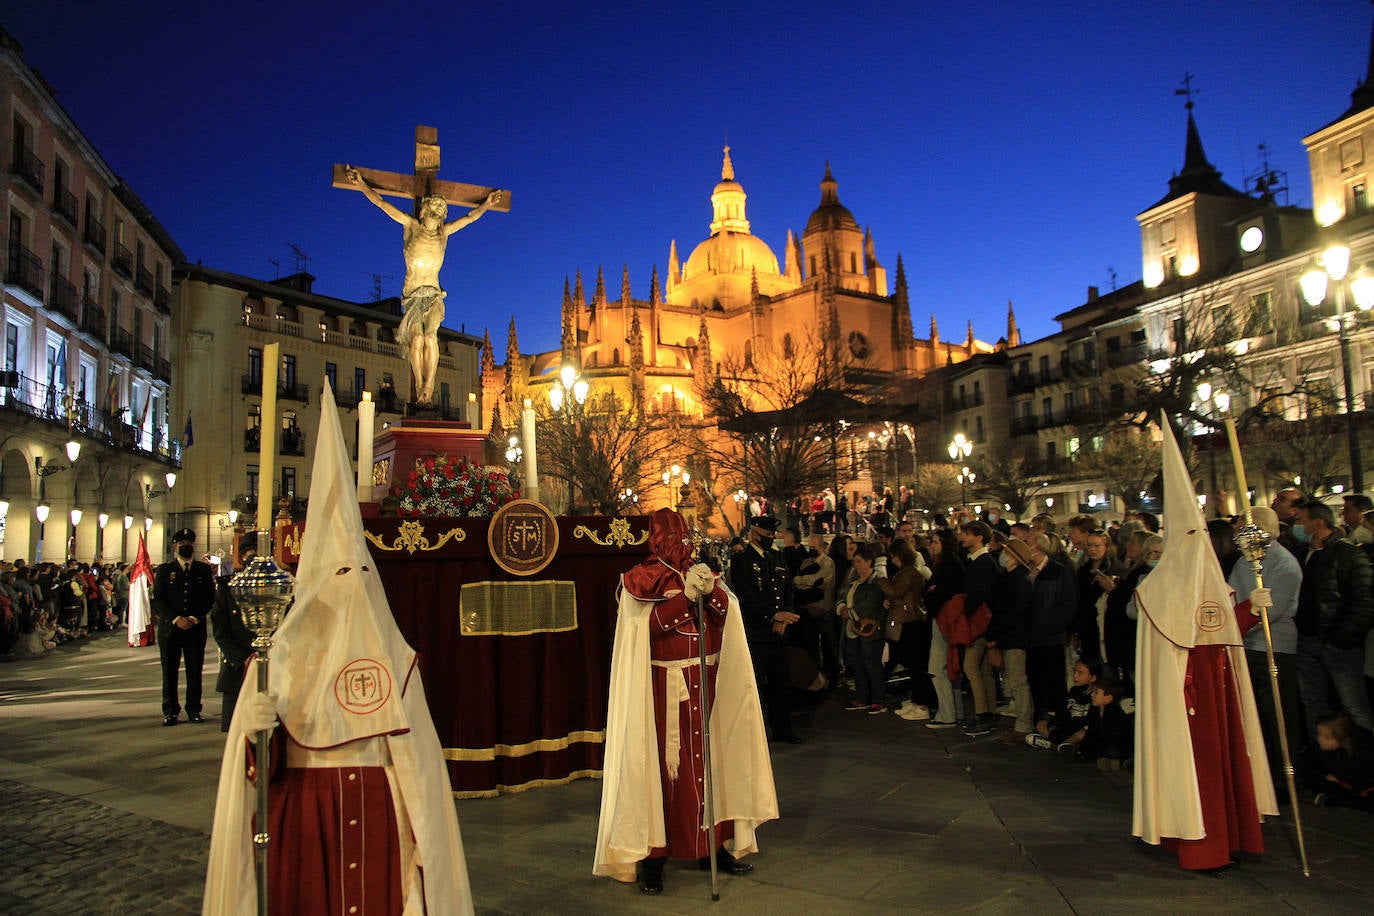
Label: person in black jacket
xmin=958 ymin=521 xmax=1000 ymax=735
xmin=1293 ymin=500 xmax=1374 ymax=736
xmin=1075 ymin=674 xmax=1132 ymax=771
xmin=988 ymin=539 xmax=1036 ymax=743
xmin=1025 ymin=532 xmax=1077 ymax=730
xmin=152 ymin=528 xmax=217 ymax=726
xmin=210 ymin=532 xmax=259 ymax=733
xmin=729 ymin=515 xmax=802 ymax=743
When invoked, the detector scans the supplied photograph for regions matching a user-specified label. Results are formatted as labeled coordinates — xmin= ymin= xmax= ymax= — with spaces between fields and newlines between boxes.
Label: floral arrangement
xmin=389 ymin=455 xmax=520 ymax=518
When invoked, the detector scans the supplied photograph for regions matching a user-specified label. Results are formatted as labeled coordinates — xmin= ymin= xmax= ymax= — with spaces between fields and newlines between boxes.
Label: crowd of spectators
xmin=0 ymin=557 xmax=130 ymax=659
xmin=741 ymin=488 xmax=1374 ymax=810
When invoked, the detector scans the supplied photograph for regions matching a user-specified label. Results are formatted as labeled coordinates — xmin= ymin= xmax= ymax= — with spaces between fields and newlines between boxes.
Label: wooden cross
xmin=331 ymin=125 xmax=511 ymax=217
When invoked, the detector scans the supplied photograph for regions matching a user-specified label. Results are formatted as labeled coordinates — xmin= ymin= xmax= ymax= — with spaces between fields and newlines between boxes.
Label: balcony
xmin=80 ymin=298 xmax=106 ymax=342
xmin=281 ymin=426 xmax=306 ymax=456
xmin=155 ymin=356 xmax=171 ymax=382
xmin=377 ymin=341 xmax=402 ymax=358
xmin=83 ymin=213 xmax=107 ymax=254
xmin=11 ymin=145 xmax=44 ymax=193
xmin=244 ymin=428 xmax=260 ymax=453
xmin=112 ymin=242 xmax=132 ymax=278
xmin=48 ymin=274 xmax=81 ymax=324
xmin=134 ymin=343 xmax=156 ymax=371
xmin=279 ymin=381 xmax=309 ymax=403
xmin=1011 ymin=416 xmax=1039 ymax=437
xmin=945 ymin=392 xmax=986 ymax=413
xmin=241 ymin=372 xmax=263 ymax=395
xmin=347 ymin=333 xmax=373 ymax=352
xmin=1009 ymin=371 xmax=1036 ymax=394
xmin=0 ymin=371 xmax=179 ymax=468
xmin=1104 ymin=344 xmax=1148 ymax=368
xmin=4 ymin=241 xmax=45 ymax=298
xmin=111 ymin=327 xmax=134 ymax=358
xmin=135 ymin=265 xmax=154 ymax=296
xmin=52 ymin=185 xmax=77 ymax=227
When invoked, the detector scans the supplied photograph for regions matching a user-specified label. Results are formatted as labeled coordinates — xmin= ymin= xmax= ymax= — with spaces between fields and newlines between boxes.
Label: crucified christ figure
xmin=345 ymin=165 xmax=502 ymax=407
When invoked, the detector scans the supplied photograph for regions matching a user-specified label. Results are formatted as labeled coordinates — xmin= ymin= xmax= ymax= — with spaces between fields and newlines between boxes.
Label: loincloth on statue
xmin=397 ymin=285 xmax=446 ymax=350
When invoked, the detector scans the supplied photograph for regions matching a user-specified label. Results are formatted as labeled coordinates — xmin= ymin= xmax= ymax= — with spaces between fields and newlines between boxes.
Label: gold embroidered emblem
xmin=488 ymin=499 xmax=559 ymax=576
xmin=364 ymin=519 xmax=466 ymax=554
xmin=571 ymin=517 xmax=648 ymax=548
xmin=1196 ymin=600 xmax=1226 ymax=632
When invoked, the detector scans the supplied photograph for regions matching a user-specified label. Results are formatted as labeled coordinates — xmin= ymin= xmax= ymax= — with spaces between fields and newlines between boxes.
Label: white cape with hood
xmin=593 ymin=578 xmax=778 ymax=881
xmin=1132 ymin=413 xmax=1276 ymax=844
xmin=204 ymin=380 xmax=472 ymax=915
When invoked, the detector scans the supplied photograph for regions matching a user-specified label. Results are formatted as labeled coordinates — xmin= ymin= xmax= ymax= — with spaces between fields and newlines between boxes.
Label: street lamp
xmin=956 ymin=465 xmax=976 ymax=510
xmin=662 ymin=463 xmax=690 ymax=512
xmin=1301 ymin=243 xmax=1374 ymax=492
xmin=1195 ymin=381 xmax=1231 ymax=516
xmin=948 ymin=432 xmax=973 ymax=463
xmin=549 ymin=364 xmax=590 ymax=413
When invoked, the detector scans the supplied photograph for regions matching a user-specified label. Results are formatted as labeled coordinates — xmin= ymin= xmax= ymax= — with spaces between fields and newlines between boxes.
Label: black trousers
xmin=1028 ymin=642 xmax=1066 ymax=724
xmin=1246 ymin=648 xmax=1304 ymax=790
xmin=160 ymin=627 xmax=206 ymax=717
xmin=748 ymin=636 xmax=794 ymax=737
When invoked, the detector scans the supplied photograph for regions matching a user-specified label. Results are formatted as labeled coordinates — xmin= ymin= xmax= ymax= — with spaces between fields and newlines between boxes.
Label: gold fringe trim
xmin=450 ymin=769 xmax=602 ymax=800
xmin=443 ymin=729 xmax=606 ymax=761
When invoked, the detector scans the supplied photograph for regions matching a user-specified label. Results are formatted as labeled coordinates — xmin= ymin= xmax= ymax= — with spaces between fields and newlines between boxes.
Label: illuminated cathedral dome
xmin=804 ymin=162 xmax=858 ymax=234
xmin=681 ymin=146 xmax=781 ymax=281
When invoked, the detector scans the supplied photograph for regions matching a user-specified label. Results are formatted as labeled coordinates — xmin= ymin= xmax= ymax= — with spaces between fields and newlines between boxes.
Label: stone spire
xmin=930 ymin=314 xmax=940 ymax=348
xmin=574 ymin=269 xmax=586 ymax=310
xmin=966 ymin=319 xmax=975 ymax=350
xmin=480 ymin=328 xmax=496 ymax=383
xmin=667 ymin=240 xmax=680 ymax=292
xmin=784 ymin=228 xmax=801 ymax=281
xmin=504 ymin=316 xmax=520 ymax=388
xmin=721 ymin=145 xmax=735 ymax=181
xmin=649 ymin=264 xmax=662 ymax=310
xmin=560 ymin=277 xmax=579 ymax=369
xmin=893 ymin=254 xmax=913 ymax=352
xmin=620 ymin=264 xmax=632 ymax=306
xmin=694 ymin=314 xmax=714 ymax=390
xmin=628 ymin=300 xmax=645 ymax=410
xmin=1006 ymin=299 xmax=1021 ymax=348
xmin=709 ymin=146 xmax=750 ymax=235
xmin=593 ymin=266 xmax=607 ymax=310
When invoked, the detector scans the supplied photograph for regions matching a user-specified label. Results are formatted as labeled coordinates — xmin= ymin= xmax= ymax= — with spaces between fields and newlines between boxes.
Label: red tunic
xmin=625 ymin=561 xmax=733 ymax=859
xmin=1161 ymin=603 xmax=1265 ymax=870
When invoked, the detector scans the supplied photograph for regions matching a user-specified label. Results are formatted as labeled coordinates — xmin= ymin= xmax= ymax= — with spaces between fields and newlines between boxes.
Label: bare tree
xmin=536 ymin=389 xmax=663 ymax=515
xmin=974 ymin=452 xmax=1052 ymax=521
xmin=1076 ymin=432 xmax=1162 ymax=512
xmin=914 ymin=463 xmax=961 ymax=515
xmin=1253 ymin=413 xmax=1347 ymax=495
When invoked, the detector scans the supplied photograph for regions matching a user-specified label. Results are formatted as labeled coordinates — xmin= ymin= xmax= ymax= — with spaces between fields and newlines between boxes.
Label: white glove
xmin=242 ymin=691 xmax=279 ymax=734
xmin=683 ymin=563 xmax=715 ymax=602
xmin=1249 ymin=587 xmax=1272 ymax=617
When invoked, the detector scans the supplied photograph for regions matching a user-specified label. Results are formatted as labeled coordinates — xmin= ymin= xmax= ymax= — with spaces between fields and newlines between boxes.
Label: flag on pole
xmin=183 ymin=411 xmax=194 ymax=448
xmin=127 ymin=533 xmax=156 ymax=648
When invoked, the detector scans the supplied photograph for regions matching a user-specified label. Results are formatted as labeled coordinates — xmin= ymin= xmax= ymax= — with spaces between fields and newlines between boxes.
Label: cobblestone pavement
xmin=5 ymin=631 xmax=1374 ymax=914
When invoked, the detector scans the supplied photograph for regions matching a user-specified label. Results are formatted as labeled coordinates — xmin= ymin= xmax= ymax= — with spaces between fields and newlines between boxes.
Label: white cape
xmin=204 ymin=379 xmax=471 ymax=915
xmin=1132 ymin=414 xmax=1276 ymax=845
xmin=126 ymin=534 xmax=152 ymax=645
xmin=592 ymin=581 xmax=778 ymax=881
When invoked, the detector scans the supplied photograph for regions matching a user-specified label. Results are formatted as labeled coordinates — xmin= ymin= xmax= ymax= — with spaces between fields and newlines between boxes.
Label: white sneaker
xmin=896 ymin=699 xmax=916 ymax=713
xmin=895 ymin=705 xmax=931 ymax=721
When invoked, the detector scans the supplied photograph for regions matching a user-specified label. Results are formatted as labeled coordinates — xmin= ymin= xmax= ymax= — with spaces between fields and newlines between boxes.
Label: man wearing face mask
xmin=152 ymin=527 xmax=216 ymax=726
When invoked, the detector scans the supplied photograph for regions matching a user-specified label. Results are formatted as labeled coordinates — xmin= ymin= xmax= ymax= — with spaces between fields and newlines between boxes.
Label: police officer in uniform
xmin=153 ymin=528 xmax=216 ymax=725
xmin=210 ymin=531 xmax=258 ymax=732
xmin=729 ymin=515 xmax=804 ymax=743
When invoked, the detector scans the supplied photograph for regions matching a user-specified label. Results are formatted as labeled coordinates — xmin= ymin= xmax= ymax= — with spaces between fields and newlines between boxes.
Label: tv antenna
xmin=368 ymin=273 xmax=393 ymax=302
xmin=267 ymin=257 xmax=281 ymax=279
xmin=287 ymin=243 xmax=310 ymax=274
xmin=1245 ymin=143 xmax=1289 ymax=205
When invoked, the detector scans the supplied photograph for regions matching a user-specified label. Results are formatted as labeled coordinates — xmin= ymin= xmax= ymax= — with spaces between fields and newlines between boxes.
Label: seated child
xmin=1304 ymin=711 xmax=1374 ymax=812
xmin=1027 ymin=659 xmax=1101 ymax=752
xmin=1074 ymin=674 xmax=1132 ymax=771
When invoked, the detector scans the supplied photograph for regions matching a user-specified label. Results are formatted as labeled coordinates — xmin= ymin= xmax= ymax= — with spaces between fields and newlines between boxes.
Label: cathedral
xmin=482 ymin=148 xmax=994 ymax=428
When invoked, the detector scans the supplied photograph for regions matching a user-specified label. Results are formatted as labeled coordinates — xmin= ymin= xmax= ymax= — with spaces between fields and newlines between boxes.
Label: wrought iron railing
xmin=83 ymin=213 xmax=107 ymax=254
xmin=48 ymin=274 xmax=80 ymax=324
xmin=112 ymin=242 xmax=132 ymax=278
xmin=11 ymin=145 xmax=44 ymax=192
xmin=52 ymin=185 xmax=77 ymax=226
xmin=0 ymin=372 xmax=181 ymax=466
xmin=135 ymin=265 xmax=154 ymax=296
xmin=5 ymin=240 xmax=45 ymax=298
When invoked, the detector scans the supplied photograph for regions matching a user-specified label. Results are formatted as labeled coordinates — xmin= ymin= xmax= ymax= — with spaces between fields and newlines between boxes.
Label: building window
xmin=975 ymin=416 xmax=984 ymax=441
xmin=1042 ymin=397 xmax=1053 ymax=425
xmin=246 ymin=465 xmax=259 ymax=502
xmin=282 ymin=354 xmax=296 ymax=388
xmin=849 ymin=252 xmax=857 ymax=273
xmin=247 ymin=347 xmax=263 ymax=386
xmin=1160 ymin=218 xmax=1176 ymax=244
xmin=1246 ymin=292 xmax=1272 ymax=336
xmin=1110 ymin=383 xmax=1125 ymax=407
xmin=1039 ymin=355 xmax=1050 ymax=382
xmin=958 ymin=384 xmax=967 ymax=408
xmin=1355 ymin=182 xmax=1370 ymax=215
xmin=1045 ymin=441 xmax=1057 ymax=462
xmin=281 ymin=466 xmax=297 ymax=502
xmin=440 ymin=382 xmax=450 ymax=406
xmin=1067 ymin=436 xmax=1080 ymax=460
xmin=1106 ymin=336 xmax=1120 ymax=353
xmin=973 ymin=380 xmax=982 ymax=403
xmin=324 ymin=362 xmax=337 ymax=392
xmin=354 ymin=367 xmax=365 ymax=395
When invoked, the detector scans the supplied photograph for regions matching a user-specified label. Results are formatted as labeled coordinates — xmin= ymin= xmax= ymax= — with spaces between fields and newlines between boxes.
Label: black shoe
xmin=188 ymin=714 xmax=207 ymax=723
xmin=162 ymin=716 xmax=178 ymax=727
xmin=636 ymin=859 xmax=665 ymax=895
xmin=700 ymin=850 xmax=754 ymax=875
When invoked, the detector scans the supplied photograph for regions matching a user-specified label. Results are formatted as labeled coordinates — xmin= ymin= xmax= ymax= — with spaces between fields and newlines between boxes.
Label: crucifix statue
xmin=334 ymin=126 xmax=511 ymax=408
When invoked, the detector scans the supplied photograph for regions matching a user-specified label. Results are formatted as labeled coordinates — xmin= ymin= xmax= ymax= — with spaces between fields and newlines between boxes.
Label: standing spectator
xmin=878 ymin=538 xmax=932 ymax=720
xmin=923 ymin=528 xmax=965 ymax=728
xmin=836 ymin=492 xmax=849 ymax=533
xmin=958 ymin=521 xmax=1000 ymax=735
xmin=1293 ymin=500 xmax=1374 ymax=736
xmin=730 ymin=515 xmax=803 ymax=743
xmin=1065 ymin=515 xmax=1096 ymax=570
xmin=1074 ymin=529 xmax=1125 ymax=664
xmin=1225 ymin=508 xmax=1303 ymax=801
xmin=1025 ymin=532 xmax=1077 ymax=729
xmin=989 ymin=538 xmax=1035 ymax=743
xmin=1272 ymin=487 xmax=1308 ymax=562
xmin=1342 ymin=494 xmax=1374 ymax=546
xmin=792 ymin=533 xmax=837 ymax=681
xmin=152 ymin=528 xmax=217 ymax=726
xmin=112 ymin=562 xmax=130 ymax=624
xmin=839 ymin=543 xmax=888 ymax=713
xmin=1103 ymin=529 xmax=1155 ymax=684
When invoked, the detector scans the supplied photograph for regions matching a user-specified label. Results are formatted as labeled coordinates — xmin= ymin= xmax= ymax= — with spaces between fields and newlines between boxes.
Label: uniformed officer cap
xmin=751 ymin=515 xmax=780 ymax=533
xmin=172 ymin=527 xmax=197 ymax=543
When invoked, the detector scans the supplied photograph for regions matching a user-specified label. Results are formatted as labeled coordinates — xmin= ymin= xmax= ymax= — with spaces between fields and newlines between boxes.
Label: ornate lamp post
xmin=1301 ymin=244 xmax=1374 ymax=493
xmin=662 ymin=463 xmax=690 ymax=512
xmin=956 ymin=466 xmax=976 ymax=512
xmin=1195 ymin=381 xmax=1231 ymax=516
xmin=227 ymin=538 xmax=295 ymax=915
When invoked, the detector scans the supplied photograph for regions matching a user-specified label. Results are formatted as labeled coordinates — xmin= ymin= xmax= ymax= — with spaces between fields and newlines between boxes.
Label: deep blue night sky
xmin=5 ymin=1 xmax=1370 ymax=354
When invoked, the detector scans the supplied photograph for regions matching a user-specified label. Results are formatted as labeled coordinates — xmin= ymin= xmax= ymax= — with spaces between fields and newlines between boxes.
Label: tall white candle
xmin=520 ymin=399 xmax=539 ymax=503
xmin=257 ymin=342 xmax=280 ymax=534
xmin=357 ymin=390 xmax=375 ymax=503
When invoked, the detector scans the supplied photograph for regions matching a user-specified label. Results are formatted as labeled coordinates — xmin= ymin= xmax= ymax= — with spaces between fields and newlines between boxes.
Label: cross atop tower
xmin=1175 ymin=71 xmax=1200 ymax=111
